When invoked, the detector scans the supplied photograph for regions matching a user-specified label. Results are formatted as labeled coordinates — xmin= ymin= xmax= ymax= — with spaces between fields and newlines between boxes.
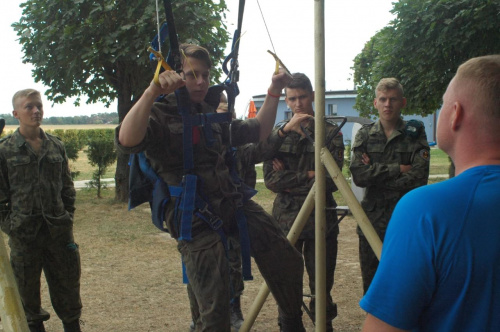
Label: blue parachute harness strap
xmin=235 ymin=208 xmax=253 ymax=281
xmin=128 ymin=152 xmax=171 ymax=233
xmin=224 ymin=148 xmax=254 ymax=281
xmin=178 ymin=174 xmax=197 ymax=242
xmin=168 ymin=183 xmax=228 ymax=248
xmin=182 ymin=258 xmax=189 ymax=284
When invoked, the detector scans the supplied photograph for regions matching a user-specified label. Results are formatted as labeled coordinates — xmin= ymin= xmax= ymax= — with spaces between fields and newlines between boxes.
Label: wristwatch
xmin=278 ymin=122 xmax=289 ymax=137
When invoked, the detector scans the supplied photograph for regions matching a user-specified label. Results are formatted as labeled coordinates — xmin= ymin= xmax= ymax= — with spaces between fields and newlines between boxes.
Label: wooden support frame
xmin=0 ymin=234 xmax=30 ymax=332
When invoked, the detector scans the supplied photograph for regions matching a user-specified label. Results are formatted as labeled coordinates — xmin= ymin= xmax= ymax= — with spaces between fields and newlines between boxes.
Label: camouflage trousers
xmin=187 ymin=235 xmax=244 ymax=327
xmin=295 ymin=227 xmax=339 ymax=322
xmin=358 ymin=230 xmax=386 ymax=294
xmin=8 ymin=222 xmax=82 ymax=325
xmin=179 ymin=199 xmax=304 ymax=332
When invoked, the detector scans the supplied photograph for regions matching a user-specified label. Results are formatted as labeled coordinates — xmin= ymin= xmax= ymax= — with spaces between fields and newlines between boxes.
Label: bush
xmin=84 ymin=129 xmax=116 ymax=198
xmin=47 ymin=129 xmax=86 ymax=179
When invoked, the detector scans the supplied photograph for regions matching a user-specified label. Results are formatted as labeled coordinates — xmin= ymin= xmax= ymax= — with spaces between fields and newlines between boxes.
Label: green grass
xmin=429 ymin=147 xmax=451 ymax=175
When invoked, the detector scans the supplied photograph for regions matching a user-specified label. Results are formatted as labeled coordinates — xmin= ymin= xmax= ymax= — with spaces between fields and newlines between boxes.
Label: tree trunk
xmin=115 ymin=152 xmax=129 ymax=202
xmin=114 ymin=77 xmax=135 ymax=203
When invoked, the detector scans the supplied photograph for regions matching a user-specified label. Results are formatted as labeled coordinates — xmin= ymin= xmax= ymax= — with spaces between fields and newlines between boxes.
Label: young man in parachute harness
xmin=116 ymin=41 xmax=310 ymax=331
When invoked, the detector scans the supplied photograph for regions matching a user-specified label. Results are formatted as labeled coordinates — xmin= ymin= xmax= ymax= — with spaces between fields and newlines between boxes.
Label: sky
xmin=0 ymin=0 xmax=395 ymax=119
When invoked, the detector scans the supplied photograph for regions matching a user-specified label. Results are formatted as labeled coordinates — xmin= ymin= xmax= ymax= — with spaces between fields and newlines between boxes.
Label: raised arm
xmin=118 ymin=70 xmax=185 ymax=147
xmin=255 ymin=69 xmax=292 ymax=141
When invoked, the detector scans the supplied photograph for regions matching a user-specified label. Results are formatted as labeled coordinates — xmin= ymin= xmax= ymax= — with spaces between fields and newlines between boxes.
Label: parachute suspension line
xmin=155 ymin=0 xmax=162 ymax=55
xmin=256 ymin=0 xmax=276 ymax=55
xmin=149 ymin=0 xmax=174 ymax=86
xmin=256 ymin=0 xmax=290 ymax=75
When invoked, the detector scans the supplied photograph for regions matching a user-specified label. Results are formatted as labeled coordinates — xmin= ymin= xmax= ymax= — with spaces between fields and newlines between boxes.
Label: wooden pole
xmin=239 ymin=184 xmax=316 ymax=332
xmin=321 ymin=147 xmax=383 ymax=259
xmin=0 ymin=235 xmax=30 ymax=332
xmin=314 ymin=0 xmax=327 ymax=331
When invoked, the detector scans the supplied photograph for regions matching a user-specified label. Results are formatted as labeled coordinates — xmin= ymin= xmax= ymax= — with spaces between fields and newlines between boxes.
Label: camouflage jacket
xmin=350 ymin=118 xmax=430 ymax=231
xmin=263 ymin=118 xmax=345 ymax=238
xmin=233 ymin=143 xmax=259 ymax=189
xmin=0 ymin=129 xmax=76 ymax=241
xmin=115 ymin=94 xmax=277 ymax=238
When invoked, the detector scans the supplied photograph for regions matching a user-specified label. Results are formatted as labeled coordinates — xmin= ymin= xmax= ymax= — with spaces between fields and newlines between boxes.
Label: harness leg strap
xmin=236 ymin=209 xmax=253 ymax=281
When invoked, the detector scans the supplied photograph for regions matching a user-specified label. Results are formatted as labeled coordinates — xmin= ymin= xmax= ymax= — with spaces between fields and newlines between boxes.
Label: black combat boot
xmin=63 ymin=319 xmax=82 ymax=332
xmin=278 ymin=315 xmax=306 ymax=332
xmin=28 ymin=322 xmax=46 ymax=332
xmin=230 ymin=296 xmax=244 ymax=331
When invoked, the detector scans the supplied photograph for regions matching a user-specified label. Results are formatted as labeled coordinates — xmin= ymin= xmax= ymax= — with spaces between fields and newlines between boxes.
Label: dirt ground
xmin=1 ymin=201 xmax=365 ymax=332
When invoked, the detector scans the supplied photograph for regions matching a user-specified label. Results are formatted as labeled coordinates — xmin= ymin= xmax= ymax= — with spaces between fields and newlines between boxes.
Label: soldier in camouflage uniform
xmin=263 ymin=73 xmax=344 ymax=331
xmin=0 ymin=89 xmax=82 ymax=332
xmin=350 ymin=78 xmax=430 ymax=294
xmin=188 ymin=100 xmax=262 ymax=331
xmin=117 ymin=44 xmax=305 ymax=332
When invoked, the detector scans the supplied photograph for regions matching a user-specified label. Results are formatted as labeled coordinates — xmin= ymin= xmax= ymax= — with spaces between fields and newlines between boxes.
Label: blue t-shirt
xmin=360 ymin=165 xmax=500 ymax=332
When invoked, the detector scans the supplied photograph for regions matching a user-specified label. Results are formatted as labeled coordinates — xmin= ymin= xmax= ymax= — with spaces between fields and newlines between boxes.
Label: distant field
xmin=3 ymin=124 xmax=117 ymax=132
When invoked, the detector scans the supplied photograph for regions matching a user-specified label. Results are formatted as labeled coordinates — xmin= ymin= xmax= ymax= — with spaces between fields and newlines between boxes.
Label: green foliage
xmin=352 ymin=0 xmax=500 ymax=117
xmin=84 ymin=129 xmax=117 ymax=198
xmin=343 ymin=140 xmax=352 ymax=179
xmin=0 ymin=112 xmax=118 ymax=125
xmin=47 ymin=129 xmax=84 ymax=161
xmin=13 ymin=0 xmax=231 ymax=202
xmin=12 ymin=0 xmax=229 ymax=111
xmin=46 ymin=129 xmax=85 ymax=179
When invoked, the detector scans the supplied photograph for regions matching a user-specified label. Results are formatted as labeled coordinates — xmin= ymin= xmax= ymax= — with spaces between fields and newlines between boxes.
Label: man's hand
xmin=149 ymin=70 xmax=186 ymax=96
xmin=268 ymin=68 xmax=292 ymax=96
xmin=272 ymin=158 xmax=286 ymax=171
xmin=361 ymin=153 xmax=371 ymax=165
xmin=400 ymin=164 xmax=412 ymax=173
xmin=271 ymin=158 xmax=292 ymax=192
xmin=280 ymin=114 xmax=314 ymax=137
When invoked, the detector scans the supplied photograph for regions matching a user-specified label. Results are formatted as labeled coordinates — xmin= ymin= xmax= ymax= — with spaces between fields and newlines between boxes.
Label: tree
xmin=352 ymin=0 xmax=500 ymax=118
xmin=85 ymin=130 xmax=117 ymax=198
xmin=13 ymin=0 xmax=229 ymax=201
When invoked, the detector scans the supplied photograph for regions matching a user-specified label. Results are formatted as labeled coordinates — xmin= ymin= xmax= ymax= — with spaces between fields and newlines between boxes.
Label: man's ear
xmin=12 ymin=110 xmax=19 ymax=119
xmin=402 ymin=97 xmax=407 ymax=109
xmin=450 ymin=102 xmax=463 ymax=131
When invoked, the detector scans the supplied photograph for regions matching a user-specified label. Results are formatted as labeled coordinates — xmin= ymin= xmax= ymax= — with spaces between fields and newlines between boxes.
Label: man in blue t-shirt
xmin=360 ymin=54 xmax=500 ymax=332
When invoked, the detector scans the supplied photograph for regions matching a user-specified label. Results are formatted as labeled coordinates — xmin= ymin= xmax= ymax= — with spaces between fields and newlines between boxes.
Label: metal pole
xmin=240 ymin=184 xmax=316 ymax=332
xmin=0 ymin=234 xmax=30 ymax=332
xmin=314 ymin=0 xmax=327 ymax=331
xmin=321 ymin=148 xmax=382 ymax=258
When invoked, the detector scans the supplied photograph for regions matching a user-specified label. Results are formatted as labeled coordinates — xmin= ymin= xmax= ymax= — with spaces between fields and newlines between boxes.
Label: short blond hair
xmin=455 ymin=55 xmax=500 ymax=117
xmin=12 ymin=89 xmax=41 ymax=109
xmin=375 ymin=78 xmax=404 ymax=97
xmin=179 ymin=43 xmax=212 ymax=69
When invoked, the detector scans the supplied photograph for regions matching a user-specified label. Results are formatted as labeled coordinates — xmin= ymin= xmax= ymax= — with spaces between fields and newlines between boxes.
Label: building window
xmin=328 ymin=104 xmax=338 ymax=116
xmin=285 ymin=110 xmax=292 ymax=120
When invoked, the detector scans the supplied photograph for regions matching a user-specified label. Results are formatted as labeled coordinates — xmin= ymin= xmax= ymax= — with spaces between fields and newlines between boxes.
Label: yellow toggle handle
xmin=267 ymin=50 xmax=291 ymax=75
xmin=148 ymin=47 xmax=173 ymax=86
